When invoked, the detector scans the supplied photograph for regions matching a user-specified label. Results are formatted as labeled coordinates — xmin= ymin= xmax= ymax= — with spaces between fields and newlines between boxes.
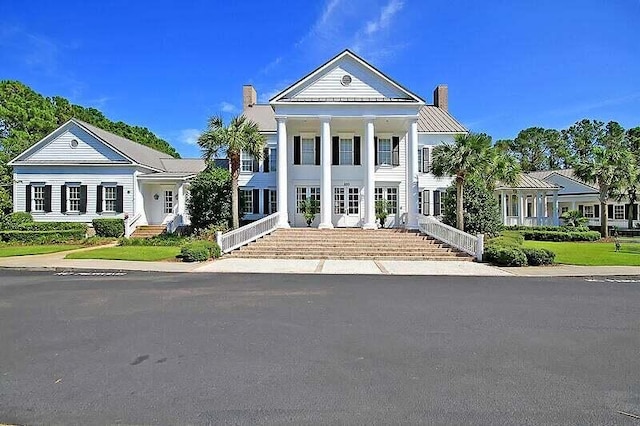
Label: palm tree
xmin=431 ymin=132 xmax=519 ymax=230
xmin=198 ymin=115 xmax=266 ymax=229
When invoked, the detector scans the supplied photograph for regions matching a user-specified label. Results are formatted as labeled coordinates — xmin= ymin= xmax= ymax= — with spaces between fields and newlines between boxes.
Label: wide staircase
xmin=228 ymin=228 xmax=473 ymax=261
xmin=131 ymin=225 xmax=166 ymax=238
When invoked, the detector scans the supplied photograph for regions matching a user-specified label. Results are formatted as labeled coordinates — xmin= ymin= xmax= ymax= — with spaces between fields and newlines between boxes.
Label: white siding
xmin=290 ymin=57 xmax=406 ymax=100
xmin=417 ymin=134 xmax=455 ymax=216
xmin=13 ymin=166 xmax=136 ymax=223
xmin=23 ymin=123 xmax=130 ymax=164
xmin=544 ymin=174 xmax=598 ymax=196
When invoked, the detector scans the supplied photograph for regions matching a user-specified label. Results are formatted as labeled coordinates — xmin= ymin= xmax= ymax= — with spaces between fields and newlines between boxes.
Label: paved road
xmin=1 ymin=271 xmax=639 ymax=425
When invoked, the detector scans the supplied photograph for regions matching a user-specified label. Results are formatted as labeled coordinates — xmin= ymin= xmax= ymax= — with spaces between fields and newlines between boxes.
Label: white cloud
xmin=364 ymin=0 xmax=404 ymax=36
xmin=219 ymin=101 xmax=238 ymax=114
xmin=178 ymin=128 xmax=201 ymax=146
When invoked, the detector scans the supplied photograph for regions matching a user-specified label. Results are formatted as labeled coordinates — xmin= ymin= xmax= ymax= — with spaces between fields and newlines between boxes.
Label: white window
xmin=296 ymin=187 xmax=320 ymax=213
xmin=378 ymin=138 xmax=391 ymax=166
xmin=269 ymin=190 xmax=277 ymax=214
xmin=418 ymin=146 xmax=430 ymax=173
xmin=339 ymin=138 xmax=353 ymax=165
xmin=348 ymin=187 xmax=359 ymax=214
xmin=32 ymin=185 xmax=45 ymax=212
xmin=104 ymin=186 xmax=117 ymax=212
xmin=583 ymin=205 xmax=595 ymax=218
xmin=418 ymin=190 xmax=431 ymax=215
xmin=67 ymin=185 xmax=80 ymax=212
xmin=164 ymin=190 xmax=173 ymax=214
xmin=240 ymin=189 xmax=253 ymax=214
xmin=301 ymin=138 xmax=315 ymax=165
xmin=614 ymin=205 xmax=625 ymax=220
xmin=333 ymin=187 xmax=345 ymax=214
xmin=269 ymin=148 xmax=277 ymax=172
xmin=375 ymin=187 xmax=398 ymax=214
xmin=433 ymin=190 xmax=444 ymax=216
xmin=241 ymin=151 xmax=254 ymax=172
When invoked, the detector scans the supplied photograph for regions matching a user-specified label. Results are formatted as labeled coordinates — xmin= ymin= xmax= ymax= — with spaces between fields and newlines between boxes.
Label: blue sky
xmin=1 ymin=0 xmax=639 ymax=158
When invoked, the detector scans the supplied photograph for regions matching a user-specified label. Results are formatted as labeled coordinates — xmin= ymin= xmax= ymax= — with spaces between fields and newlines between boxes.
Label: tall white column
xmin=536 ymin=191 xmax=543 ymax=225
xmin=553 ymin=192 xmax=559 ymax=225
xmin=406 ymin=118 xmax=419 ymax=229
xmin=363 ymin=117 xmax=376 ymax=229
xmin=501 ymin=191 xmax=508 ymax=225
xmin=518 ymin=192 xmax=525 ymax=225
xmin=276 ymin=117 xmax=289 ymax=228
xmin=319 ymin=116 xmax=333 ymax=229
xmin=177 ymin=182 xmax=185 ymax=215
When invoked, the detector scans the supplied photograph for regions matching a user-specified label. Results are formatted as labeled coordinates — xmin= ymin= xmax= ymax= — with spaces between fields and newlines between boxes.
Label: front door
xmin=147 ymin=185 xmax=175 ymax=224
xmin=332 ymin=186 xmax=361 ymax=227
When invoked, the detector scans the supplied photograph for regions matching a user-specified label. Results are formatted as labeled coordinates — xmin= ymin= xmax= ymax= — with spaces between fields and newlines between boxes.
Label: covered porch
xmin=495 ymin=175 xmax=560 ymax=227
xmin=133 ymin=173 xmax=193 ymax=233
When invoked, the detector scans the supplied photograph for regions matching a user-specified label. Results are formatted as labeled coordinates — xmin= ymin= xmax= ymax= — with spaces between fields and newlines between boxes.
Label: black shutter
xmin=25 ymin=185 xmax=32 ymax=212
xmin=96 ymin=185 xmax=103 ymax=213
xmin=332 ymin=136 xmax=340 ymax=165
xmin=607 ymin=204 xmax=613 ymax=219
xmin=238 ymin=188 xmax=243 ymax=215
xmin=578 ymin=205 xmax=584 ymax=215
xmin=293 ymin=136 xmax=301 ymax=165
xmin=625 ymin=204 xmax=630 ymax=220
xmin=434 ymin=191 xmax=441 ymax=216
xmin=43 ymin=185 xmax=52 ymax=213
xmin=594 ymin=204 xmax=599 ymax=218
xmin=315 ymin=136 xmax=321 ymax=165
xmin=263 ymin=148 xmax=269 ymax=173
xmin=252 ymin=156 xmax=259 ymax=173
xmin=80 ymin=185 xmax=88 ymax=213
xmin=423 ymin=147 xmax=430 ymax=172
xmin=374 ymin=137 xmax=378 ymax=166
xmin=392 ymin=136 xmax=400 ymax=166
xmin=60 ymin=185 xmax=66 ymax=213
xmin=252 ymin=189 xmax=260 ymax=214
xmin=423 ymin=190 xmax=431 ymax=216
xmin=115 ymin=185 xmax=124 ymax=213
xmin=634 ymin=204 xmax=638 ymax=220
xmin=418 ymin=148 xmax=422 ymax=173
xmin=354 ymin=136 xmax=361 ymax=166
xmin=263 ymin=189 xmax=270 ymax=214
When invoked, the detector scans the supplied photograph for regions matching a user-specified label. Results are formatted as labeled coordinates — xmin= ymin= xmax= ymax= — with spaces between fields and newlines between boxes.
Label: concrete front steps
xmin=131 ymin=225 xmax=167 ymax=238
xmin=228 ymin=228 xmax=473 ymax=261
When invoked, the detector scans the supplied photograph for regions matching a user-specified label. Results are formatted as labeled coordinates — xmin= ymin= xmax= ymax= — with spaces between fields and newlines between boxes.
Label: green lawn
xmin=522 ymin=240 xmax=640 ymax=266
xmin=65 ymin=246 xmax=181 ymax=262
xmin=0 ymin=245 xmax=83 ymax=257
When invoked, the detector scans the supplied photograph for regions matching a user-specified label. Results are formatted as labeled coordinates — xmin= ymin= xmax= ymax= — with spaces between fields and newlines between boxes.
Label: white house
xmin=9 ymin=49 xmax=467 ymax=233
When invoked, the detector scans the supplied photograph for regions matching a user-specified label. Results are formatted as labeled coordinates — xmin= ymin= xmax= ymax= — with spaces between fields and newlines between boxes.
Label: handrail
xmin=166 ymin=214 xmax=183 ymax=234
xmin=217 ymin=212 xmax=280 ymax=253
xmin=124 ymin=212 xmax=142 ymax=238
xmin=417 ymin=216 xmax=484 ymax=261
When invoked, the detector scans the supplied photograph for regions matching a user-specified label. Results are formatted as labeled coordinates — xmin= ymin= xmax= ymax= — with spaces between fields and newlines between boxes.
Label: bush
xmin=519 ymin=230 xmax=601 ymax=242
xmin=180 ymin=240 xmax=221 ymax=262
xmin=521 ymin=248 xmax=555 ymax=266
xmin=484 ymin=246 xmax=528 ymax=267
xmin=197 ymin=223 xmax=229 ymax=241
xmin=92 ymin=218 xmax=125 ymax=237
xmin=119 ymin=234 xmax=188 ymax=246
xmin=187 ymin=168 xmax=233 ymax=231
xmin=15 ymin=222 xmax=87 ymax=232
xmin=0 ymin=212 xmax=34 ymax=229
xmin=81 ymin=236 xmax=117 ymax=246
xmin=0 ymin=229 xmax=86 ymax=244
xmin=442 ymin=178 xmax=503 ymax=237
xmin=505 ymin=225 xmax=590 ymax=233
xmin=487 ymin=230 xmax=524 ymax=247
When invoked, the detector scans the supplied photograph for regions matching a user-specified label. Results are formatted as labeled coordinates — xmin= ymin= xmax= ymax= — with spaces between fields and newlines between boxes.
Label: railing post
xmin=476 ymin=233 xmax=484 ymax=262
xmin=124 ymin=214 xmax=131 ymax=238
xmin=216 ymin=231 xmax=223 ymax=249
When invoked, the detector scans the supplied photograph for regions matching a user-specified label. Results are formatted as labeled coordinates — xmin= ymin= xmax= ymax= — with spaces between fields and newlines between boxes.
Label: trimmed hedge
xmin=521 ymin=248 xmax=555 ymax=266
xmin=0 ymin=229 xmax=87 ymax=244
xmin=519 ymin=230 xmax=601 ymax=242
xmin=487 ymin=230 xmax=524 ymax=248
xmin=484 ymin=246 xmax=528 ymax=267
xmin=0 ymin=212 xmax=34 ymax=229
xmin=180 ymin=241 xmax=221 ymax=262
xmin=119 ymin=234 xmax=188 ymax=247
xmin=15 ymin=222 xmax=87 ymax=232
xmin=92 ymin=218 xmax=125 ymax=237
xmin=505 ymin=225 xmax=591 ymax=233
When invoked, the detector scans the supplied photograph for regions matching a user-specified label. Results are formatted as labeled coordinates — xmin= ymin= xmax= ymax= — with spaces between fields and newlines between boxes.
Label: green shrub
xmin=180 ymin=240 xmax=221 ymax=262
xmin=0 ymin=229 xmax=86 ymax=244
xmin=92 ymin=218 xmax=125 ymax=237
xmin=119 ymin=234 xmax=188 ymax=246
xmin=487 ymin=230 xmax=524 ymax=247
xmin=15 ymin=222 xmax=87 ymax=232
xmin=505 ymin=225 xmax=590 ymax=233
xmin=81 ymin=236 xmax=117 ymax=246
xmin=484 ymin=246 xmax=528 ymax=267
xmin=521 ymin=248 xmax=556 ymax=266
xmin=0 ymin=212 xmax=34 ymax=229
xmin=519 ymin=230 xmax=601 ymax=242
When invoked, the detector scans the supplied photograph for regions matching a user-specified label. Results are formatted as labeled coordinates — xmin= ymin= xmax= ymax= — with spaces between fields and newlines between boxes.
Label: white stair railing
xmin=417 ymin=216 xmax=484 ymax=261
xmin=217 ymin=213 xmax=280 ymax=254
xmin=124 ymin=212 xmax=142 ymax=238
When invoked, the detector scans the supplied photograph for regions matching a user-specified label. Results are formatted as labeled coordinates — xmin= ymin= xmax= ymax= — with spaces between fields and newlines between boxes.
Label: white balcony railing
xmin=418 ymin=216 xmax=484 ymax=261
xmin=217 ymin=213 xmax=280 ymax=254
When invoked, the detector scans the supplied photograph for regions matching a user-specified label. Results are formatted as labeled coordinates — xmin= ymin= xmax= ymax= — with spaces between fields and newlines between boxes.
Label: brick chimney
xmin=243 ymin=85 xmax=257 ymax=110
xmin=433 ymin=84 xmax=448 ymax=111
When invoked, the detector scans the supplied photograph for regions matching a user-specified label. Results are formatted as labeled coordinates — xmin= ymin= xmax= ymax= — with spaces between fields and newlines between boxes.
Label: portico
xmin=495 ymin=175 xmax=560 ymax=226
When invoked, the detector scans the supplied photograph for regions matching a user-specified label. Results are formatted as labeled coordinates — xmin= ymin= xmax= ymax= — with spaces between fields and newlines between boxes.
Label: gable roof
xmin=270 ymin=49 xmax=425 ymax=104
xmin=496 ymin=173 xmax=560 ymax=190
xmin=418 ymin=106 xmax=467 ymax=133
xmin=243 ymin=104 xmax=277 ymax=132
xmin=527 ymin=169 xmax=599 ymax=191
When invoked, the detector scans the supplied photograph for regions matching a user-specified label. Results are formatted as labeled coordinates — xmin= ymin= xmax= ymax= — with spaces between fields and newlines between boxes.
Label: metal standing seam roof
xmin=527 ymin=169 xmax=600 ymax=190
xmin=496 ymin=174 xmax=560 ymax=190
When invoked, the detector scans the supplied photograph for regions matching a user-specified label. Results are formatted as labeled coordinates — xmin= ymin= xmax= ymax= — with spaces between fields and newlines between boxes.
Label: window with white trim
xmin=269 ymin=190 xmax=277 ymax=214
xmin=583 ymin=205 xmax=595 ymax=218
xmin=348 ymin=187 xmax=359 ymax=214
xmin=418 ymin=190 xmax=430 ymax=215
xmin=67 ymin=185 xmax=80 ymax=212
xmin=339 ymin=138 xmax=353 ymax=165
xmin=375 ymin=187 xmax=398 ymax=214
xmin=240 ymin=189 xmax=253 ymax=214
xmin=333 ymin=187 xmax=345 ymax=214
xmin=104 ymin=186 xmax=117 ymax=212
xmin=164 ymin=190 xmax=173 ymax=214
xmin=301 ymin=138 xmax=315 ymax=165
xmin=269 ymin=148 xmax=277 ymax=172
xmin=614 ymin=205 xmax=625 ymax=220
xmin=296 ymin=186 xmax=320 ymax=213
xmin=32 ymin=185 xmax=45 ymax=212
xmin=241 ymin=151 xmax=254 ymax=172
xmin=378 ymin=138 xmax=391 ymax=166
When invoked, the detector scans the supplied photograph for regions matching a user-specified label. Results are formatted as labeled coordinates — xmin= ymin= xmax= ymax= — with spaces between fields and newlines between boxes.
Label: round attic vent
xmin=70 ymin=139 xmax=79 ymax=148
xmin=341 ymin=74 xmax=352 ymax=86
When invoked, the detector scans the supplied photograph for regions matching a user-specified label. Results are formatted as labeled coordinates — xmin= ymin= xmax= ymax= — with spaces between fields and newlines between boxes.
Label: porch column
xmin=177 ymin=182 xmax=185 ymax=215
xmin=363 ymin=117 xmax=376 ymax=229
xmin=536 ymin=191 xmax=543 ymax=225
xmin=553 ymin=192 xmax=559 ymax=225
xmin=518 ymin=191 xmax=525 ymax=226
xmin=319 ymin=116 xmax=333 ymax=229
xmin=571 ymin=201 xmax=576 ymax=212
xmin=501 ymin=190 xmax=508 ymax=225
xmin=406 ymin=118 xmax=419 ymax=229
xmin=276 ymin=117 xmax=290 ymax=228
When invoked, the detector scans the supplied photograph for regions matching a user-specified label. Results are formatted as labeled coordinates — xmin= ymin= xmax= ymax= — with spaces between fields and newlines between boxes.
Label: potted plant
xmin=299 ymin=198 xmax=319 ymax=227
xmin=375 ymin=199 xmax=390 ymax=228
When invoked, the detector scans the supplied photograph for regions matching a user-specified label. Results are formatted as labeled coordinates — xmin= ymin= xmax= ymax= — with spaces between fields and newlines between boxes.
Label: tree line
xmin=0 ymin=80 xmax=180 ymax=213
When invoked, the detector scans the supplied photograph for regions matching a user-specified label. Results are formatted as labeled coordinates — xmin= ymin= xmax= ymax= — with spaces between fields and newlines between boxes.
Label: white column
xmin=501 ymin=191 xmax=508 ymax=225
xmin=319 ymin=116 xmax=333 ymax=229
xmin=518 ymin=192 xmax=525 ymax=226
xmin=553 ymin=192 xmax=559 ymax=225
xmin=406 ymin=118 xmax=419 ymax=229
xmin=363 ymin=117 xmax=376 ymax=229
xmin=571 ymin=200 xmax=576 ymax=212
xmin=536 ymin=191 xmax=543 ymax=225
xmin=276 ymin=117 xmax=289 ymax=228
xmin=177 ymin=182 xmax=185 ymax=215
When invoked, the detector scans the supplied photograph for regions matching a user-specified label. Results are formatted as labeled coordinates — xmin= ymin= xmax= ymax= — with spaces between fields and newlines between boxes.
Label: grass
xmin=522 ymin=240 xmax=640 ymax=266
xmin=65 ymin=246 xmax=181 ymax=262
xmin=0 ymin=244 xmax=83 ymax=257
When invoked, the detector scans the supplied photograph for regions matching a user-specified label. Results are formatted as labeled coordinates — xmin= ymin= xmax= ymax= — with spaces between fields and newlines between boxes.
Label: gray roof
xmin=496 ymin=173 xmax=560 ymax=190
xmin=160 ymin=158 xmax=206 ymax=173
xmin=243 ymin=105 xmax=277 ymax=132
xmin=527 ymin=169 xmax=599 ymax=190
xmin=417 ymin=106 xmax=467 ymax=133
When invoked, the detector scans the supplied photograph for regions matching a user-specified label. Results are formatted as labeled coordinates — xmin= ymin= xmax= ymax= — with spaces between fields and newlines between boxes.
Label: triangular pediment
xmin=270 ymin=50 xmax=424 ymax=104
